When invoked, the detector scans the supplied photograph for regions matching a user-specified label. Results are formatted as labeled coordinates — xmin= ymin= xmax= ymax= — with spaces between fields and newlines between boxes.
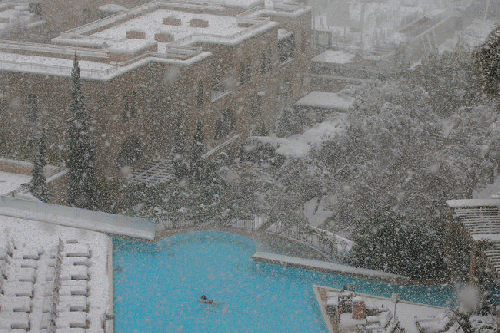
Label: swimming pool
xmin=113 ymin=231 xmax=456 ymax=332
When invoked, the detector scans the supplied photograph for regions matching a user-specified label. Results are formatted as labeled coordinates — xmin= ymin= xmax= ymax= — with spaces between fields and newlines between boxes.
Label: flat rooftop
xmin=295 ymin=91 xmax=355 ymax=111
xmin=92 ymin=9 xmax=247 ymax=48
xmin=54 ymin=2 xmax=279 ymax=50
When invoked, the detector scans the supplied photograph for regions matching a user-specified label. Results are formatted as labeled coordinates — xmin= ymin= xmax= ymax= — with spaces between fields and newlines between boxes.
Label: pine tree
xmin=190 ymin=121 xmax=205 ymax=182
xmin=67 ymin=54 xmax=98 ymax=210
xmin=30 ymin=130 xmax=49 ymax=202
xmin=172 ymin=122 xmax=188 ymax=178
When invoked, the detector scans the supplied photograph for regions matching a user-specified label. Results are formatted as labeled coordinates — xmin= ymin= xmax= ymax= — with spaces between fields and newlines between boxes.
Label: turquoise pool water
xmin=113 ymin=231 xmax=456 ymax=333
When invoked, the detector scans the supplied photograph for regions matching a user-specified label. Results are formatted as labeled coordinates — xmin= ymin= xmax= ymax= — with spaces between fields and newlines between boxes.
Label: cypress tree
xmin=190 ymin=121 xmax=205 ymax=182
xmin=67 ymin=54 xmax=98 ymax=210
xmin=30 ymin=130 xmax=49 ymax=202
xmin=172 ymin=122 xmax=188 ymax=178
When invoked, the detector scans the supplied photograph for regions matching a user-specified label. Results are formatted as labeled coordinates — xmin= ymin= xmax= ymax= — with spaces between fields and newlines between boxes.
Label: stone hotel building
xmin=0 ymin=0 xmax=312 ymax=179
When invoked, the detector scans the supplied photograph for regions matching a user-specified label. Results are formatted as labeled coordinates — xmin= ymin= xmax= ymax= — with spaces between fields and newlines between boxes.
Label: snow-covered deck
xmin=0 ymin=196 xmax=156 ymax=240
xmin=313 ymin=285 xmax=448 ymax=333
xmin=0 ymin=214 xmax=112 ymax=331
xmin=252 ymin=252 xmax=409 ymax=283
xmin=0 ymin=171 xmax=30 ymax=195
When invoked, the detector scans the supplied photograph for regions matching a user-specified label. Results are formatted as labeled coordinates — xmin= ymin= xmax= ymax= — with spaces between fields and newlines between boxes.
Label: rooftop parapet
xmin=52 ymin=1 xmax=280 ymax=50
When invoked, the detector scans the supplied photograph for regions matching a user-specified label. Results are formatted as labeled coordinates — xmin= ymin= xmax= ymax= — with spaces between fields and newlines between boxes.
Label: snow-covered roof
xmin=0 ymin=39 xmax=212 ymax=80
xmin=295 ymin=91 xmax=355 ymax=111
xmin=0 ymin=3 xmax=44 ymax=33
xmin=0 ymin=196 xmax=156 ymax=240
xmin=0 ymin=170 xmax=30 ymax=195
xmin=98 ymin=3 xmax=129 ymax=13
xmin=54 ymin=2 xmax=279 ymax=51
xmin=446 ymin=198 xmax=500 ymax=208
xmin=312 ymin=50 xmax=356 ymax=64
xmin=186 ymin=0 xmax=263 ymax=8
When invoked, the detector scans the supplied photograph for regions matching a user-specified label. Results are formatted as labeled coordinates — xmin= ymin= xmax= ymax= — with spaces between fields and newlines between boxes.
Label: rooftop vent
xmin=126 ymin=31 xmax=146 ymax=39
xmin=237 ymin=22 xmax=254 ymax=28
xmin=154 ymin=33 xmax=174 ymax=43
xmin=163 ymin=16 xmax=181 ymax=26
xmin=190 ymin=18 xmax=209 ymax=28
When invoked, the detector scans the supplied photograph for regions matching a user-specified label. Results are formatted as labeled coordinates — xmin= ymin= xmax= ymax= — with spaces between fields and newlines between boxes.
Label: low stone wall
xmin=0 ymin=158 xmax=33 ymax=175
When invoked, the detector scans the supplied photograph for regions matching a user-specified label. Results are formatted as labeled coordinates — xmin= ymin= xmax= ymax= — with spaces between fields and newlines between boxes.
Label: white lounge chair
xmin=0 ymin=295 xmax=32 ymax=313
xmin=55 ymin=312 xmax=87 ymax=329
xmin=58 ymin=295 xmax=88 ymax=312
xmin=0 ymin=312 xmax=30 ymax=329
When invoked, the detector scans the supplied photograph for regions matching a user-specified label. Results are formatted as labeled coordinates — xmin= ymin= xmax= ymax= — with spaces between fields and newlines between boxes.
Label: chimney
xmin=163 ymin=16 xmax=181 ymax=26
xmin=190 ymin=18 xmax=209 ymax=28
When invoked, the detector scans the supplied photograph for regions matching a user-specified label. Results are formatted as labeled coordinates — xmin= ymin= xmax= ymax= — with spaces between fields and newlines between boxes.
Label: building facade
xmin=0 ymin=1 xmax=312 ymax=179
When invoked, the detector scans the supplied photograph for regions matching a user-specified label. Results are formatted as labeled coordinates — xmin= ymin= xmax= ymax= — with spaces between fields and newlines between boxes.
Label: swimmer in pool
xmin=199 ymin=295 xmax=214 ymax=304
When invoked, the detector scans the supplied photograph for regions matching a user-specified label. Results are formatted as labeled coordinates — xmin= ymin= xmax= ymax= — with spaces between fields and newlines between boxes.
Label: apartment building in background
xmin=0 ymin=0 xmax=312 ymax=180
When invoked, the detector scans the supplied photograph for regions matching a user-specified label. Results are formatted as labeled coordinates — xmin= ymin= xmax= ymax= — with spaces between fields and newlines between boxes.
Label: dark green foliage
xmin=410 ymin=45 xmax=480 ymax=116
xmin=190 ymin=121 xmax=205 ymax=182
xmin=275 ymin=108 xmax=304 ymax=138
xmin=350 ymin=212 xmax=447 ymax=280
xmin=252 ymin=119 xmax=268 ymax=137
xmin=67 ymin=55 xmax=98 ymax=210
xmin=473 ymin=25 xmax=500 ymax=96
xmin=30 ymin=130 xmax=49 ymax=202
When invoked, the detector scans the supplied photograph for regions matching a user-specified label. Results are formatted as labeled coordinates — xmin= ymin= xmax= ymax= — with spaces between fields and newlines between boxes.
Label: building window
xmin=278 ymin=32 xmax=295 ymax=64
xmin=261 ymin=47 xmax=272 ymax=74
xmin=196 ymin=80 xmax=204 ymax=109
xmin=122 ymin=92 xmax=136 ymax=122
xmin=214 ymin=108 xmax=235 ymax=140
xmin=239 ymin=57 xmax=251 ymax=85
xmin=26 ymin=94 xmax=38 ymax=122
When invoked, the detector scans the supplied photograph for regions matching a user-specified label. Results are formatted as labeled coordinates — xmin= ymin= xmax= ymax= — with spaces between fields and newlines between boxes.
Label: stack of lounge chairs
xmin=52 ymin=240 xmax=91 ymax=332
xmin=0 ymin=240 xmax=41 ymax=332
xmin=0 ymin=239 xmax=93 ymax=332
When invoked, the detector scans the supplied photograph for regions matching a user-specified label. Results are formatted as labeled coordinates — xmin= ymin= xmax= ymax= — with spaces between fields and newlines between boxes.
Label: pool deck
xmin=252 ymin=252 xmax=409 ymax=284
xmin=313 ymin=285 xmax=448 ymax=333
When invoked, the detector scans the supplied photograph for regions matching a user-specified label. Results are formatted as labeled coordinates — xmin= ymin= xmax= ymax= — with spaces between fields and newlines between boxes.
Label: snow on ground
xmin=439 ymin=19 xmax=497 ymax=53
xmin=295 ymin=92 xmax=355 ymax=111
xmin=311 ymin=50 xmax=356 ymax=64
xmin=0 ymin=170 xmax=30 ymax=195
xmin=0 ymin=196 xmax=156 ymax=240
xmin=473 ymin=176 xmax=500 ymax=199
xmin=0 ymin=213 xmax=112 ymax=331
xmin=257 ymin=117 xmax=348 ymax=158
xmin=304 ymin=196 xmax=334 ymax=228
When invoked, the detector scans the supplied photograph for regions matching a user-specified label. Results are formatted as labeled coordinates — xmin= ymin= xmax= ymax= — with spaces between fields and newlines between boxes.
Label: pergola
xmin=446 ymin=199 xmax=500 ymax=286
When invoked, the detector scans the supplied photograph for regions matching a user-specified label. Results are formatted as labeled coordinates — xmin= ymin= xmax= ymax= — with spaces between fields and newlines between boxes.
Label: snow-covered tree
xmin=473 ymin=25 xmax=500 ymax=97
xmin=67 ymin=54 xmax=97 ymax=210
xmin=30 ymin=130 xmax=49 ymax=202
xmin=350 ymin=211 xmax=446 ymax=280
xmin=189 ymin=121 xmax=205 ymax=182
